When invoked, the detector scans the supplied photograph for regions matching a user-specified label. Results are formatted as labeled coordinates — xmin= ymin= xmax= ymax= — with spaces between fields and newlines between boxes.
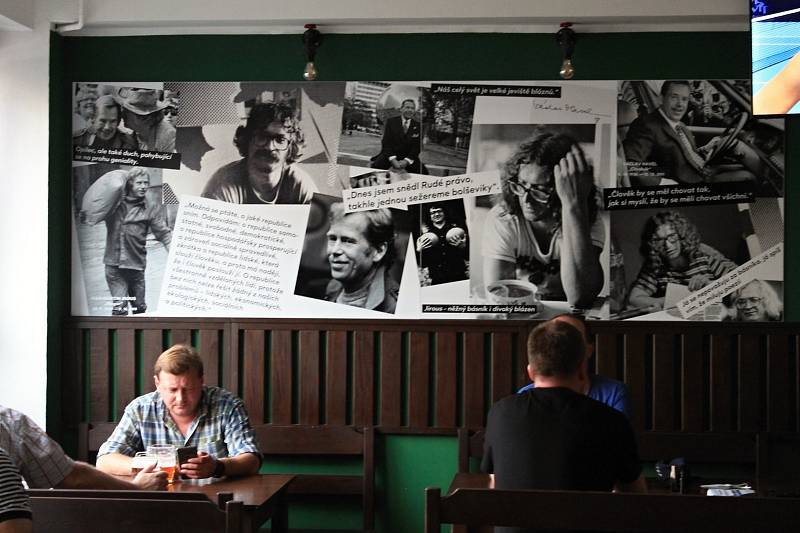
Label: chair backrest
xmin=424 ymin=486 xmax=800 ymax=533
xmin=457 ymin=428 xmax=485 ymax=473
xmin=28 ymin=489 xmax=243 ymax=533
xmin=757 ymin=432 xmax=800 ymax=496
xmin=78 ymin=421 xmax=118 ymax=462
xmin=254 ymin=424 xmax=375 ymax=531
xmin=637 ymin=431 xmax=758 ymax=464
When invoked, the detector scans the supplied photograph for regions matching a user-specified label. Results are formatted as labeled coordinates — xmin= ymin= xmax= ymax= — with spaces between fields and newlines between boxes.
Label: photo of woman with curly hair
xmin=627 ymin=210 xmax=737 ymax=312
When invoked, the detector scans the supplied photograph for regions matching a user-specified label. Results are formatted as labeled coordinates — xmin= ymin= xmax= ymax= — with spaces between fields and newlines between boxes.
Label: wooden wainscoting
xmin=63 ymin=318 xmax=799 ymax=437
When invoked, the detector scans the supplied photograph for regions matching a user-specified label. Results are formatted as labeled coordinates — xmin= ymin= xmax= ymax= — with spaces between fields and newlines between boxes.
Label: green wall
xmin=48 ymin=31 xmax=796 ymax=532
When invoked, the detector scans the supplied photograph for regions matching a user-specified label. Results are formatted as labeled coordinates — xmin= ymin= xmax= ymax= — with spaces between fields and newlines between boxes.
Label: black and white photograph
xmin=72 ymin=164 xmax=176 ymax=316
xmin=618 ymin=79 xmax=785 ymax=196
xmin=467 ymin=123 xmax=608 ymax=317
xmin=67 ymin=77 xmax=786 ymax=323
xmin=163 ymin=81 xmax=345 ymax=204
xmin=409 ymin=199 xmax=469 ymax=287
xmin=338 ymin=82 xmax=429 ymax=177
xmin=294 ymin=193 xmax=411 ymax=314
xmin=723 ymin=279 xmax=783 ymax=322
xmin=420 ymin=84 xmax=475 ymax=176
xmin=72 ymin=84 xmax=179 ymax=169
xmin=610 ymin=199 xmax=784 ymax=321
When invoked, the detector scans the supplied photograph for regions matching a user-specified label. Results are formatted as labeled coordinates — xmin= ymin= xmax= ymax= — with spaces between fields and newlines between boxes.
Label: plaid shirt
xmin=0 ymin=406 xmax=75 ymax=488
xmin=97 ymin=386 xmax=260 ymax=460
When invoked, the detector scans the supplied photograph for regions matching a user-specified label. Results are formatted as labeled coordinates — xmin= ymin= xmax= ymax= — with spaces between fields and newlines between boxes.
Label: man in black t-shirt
xmin=482 ymin=319 xmax=646 ymax=533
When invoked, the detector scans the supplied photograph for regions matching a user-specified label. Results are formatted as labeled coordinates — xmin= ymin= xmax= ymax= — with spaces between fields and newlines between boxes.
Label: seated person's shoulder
xmin=206 ymin=386 xmax=246 ymax=411
xmin=124 ymin=390 xmax=162 ymax=415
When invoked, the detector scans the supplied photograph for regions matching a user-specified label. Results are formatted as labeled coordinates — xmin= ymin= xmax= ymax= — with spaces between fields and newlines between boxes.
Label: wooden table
xmin=447 ymin=472 xmax=757 ymax=496
xmin=168 ymin=474 xmax=295 ymax=532
xmin=444 ymin=473 xmax=800 ymax=533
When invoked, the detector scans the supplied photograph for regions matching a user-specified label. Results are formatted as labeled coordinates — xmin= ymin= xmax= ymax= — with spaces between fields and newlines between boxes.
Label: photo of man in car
xmin=617 ymin=79 xmax=784 ymax=196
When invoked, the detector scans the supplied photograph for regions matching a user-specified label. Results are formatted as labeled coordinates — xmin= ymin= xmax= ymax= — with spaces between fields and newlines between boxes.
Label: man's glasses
xmin=650 ymin=232 xmax=679 ymax=249
xmin=507 ymin=180 xmax=553 ymax=204
xmin=164 ymin=108 xmax=178 ymax=117
xmin=735 ymin=296 xmax=762 ymax=308
xmin=252 ymin=130 xmax=290 ymax=151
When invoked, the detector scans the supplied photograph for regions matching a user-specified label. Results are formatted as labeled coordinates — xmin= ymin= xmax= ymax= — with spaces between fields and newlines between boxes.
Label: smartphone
xmin=176 ymin=446 xmax=198 ymax=479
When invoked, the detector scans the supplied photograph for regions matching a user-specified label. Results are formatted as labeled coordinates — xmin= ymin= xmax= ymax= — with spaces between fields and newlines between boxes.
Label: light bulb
xmin=560 ymin=59 xmax=575 ymax=80
xmin=303 ymin=61 xmax=318 ymax=81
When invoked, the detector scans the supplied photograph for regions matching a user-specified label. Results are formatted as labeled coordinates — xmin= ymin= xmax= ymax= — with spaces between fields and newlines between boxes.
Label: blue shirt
xmin=517 ymin=375 xmax=631 ymax=419
xmin=98 ymin=386 xmax=261 ymax=460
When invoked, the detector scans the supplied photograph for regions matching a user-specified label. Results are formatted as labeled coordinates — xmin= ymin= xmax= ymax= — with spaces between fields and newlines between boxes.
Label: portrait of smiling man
xmin=73 ymin=95 xmax=137 ymax=150
xmin=96 ymin=344 xmax=261 ymax=479
xmin=202 ymin=102 xmax=318 ymax=204
xmin=324 ymin=202 xmax=400 ymax=314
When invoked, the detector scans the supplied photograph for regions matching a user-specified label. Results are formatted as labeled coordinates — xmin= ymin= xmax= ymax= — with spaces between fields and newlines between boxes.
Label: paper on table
xmin=664 ymin=283 xmax=690 ymax=309
xmin=706 ymin=488 xmax=756 ymax=496
xmin=700 ymin=483 xmax=752 ymax=489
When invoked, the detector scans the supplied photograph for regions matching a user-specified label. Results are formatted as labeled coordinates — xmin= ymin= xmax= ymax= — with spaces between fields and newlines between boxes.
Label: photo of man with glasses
xmin=202 ymin=102 xmax=318 ymax=204
xmin=627 ymin=211 xmax=737 ymax=312
xmin=481 ymin=129 xmax=604 ymax=307
xmin=726 ymin=279 xmax=783 ymax=322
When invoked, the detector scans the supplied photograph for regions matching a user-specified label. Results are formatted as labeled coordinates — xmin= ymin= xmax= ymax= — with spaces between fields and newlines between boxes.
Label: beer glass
xmin=147 ymin=445 xmax=178 ymax=483
xmin=131 ymin=451 xmax=157 ymax=475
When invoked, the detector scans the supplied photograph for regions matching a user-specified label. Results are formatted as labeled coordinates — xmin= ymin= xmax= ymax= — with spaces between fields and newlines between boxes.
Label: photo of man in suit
xmin=623 ymin=80 xmax=762 ymax=186
xmin=371 ymin=99 xmax=427 ymax=174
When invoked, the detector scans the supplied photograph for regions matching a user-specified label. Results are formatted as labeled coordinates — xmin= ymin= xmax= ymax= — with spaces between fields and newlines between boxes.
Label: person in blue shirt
xmin=518 ymin=314 xmax=631 ymax=418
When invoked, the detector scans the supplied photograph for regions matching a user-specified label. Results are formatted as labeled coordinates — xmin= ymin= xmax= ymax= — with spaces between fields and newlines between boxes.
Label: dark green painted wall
xmin=48 ymin=31 xmax=795 ymax=532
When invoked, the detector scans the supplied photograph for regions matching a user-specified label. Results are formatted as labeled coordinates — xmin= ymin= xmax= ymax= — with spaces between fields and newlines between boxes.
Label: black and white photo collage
xmin=69 ymin=80 xmax=784 ymax=322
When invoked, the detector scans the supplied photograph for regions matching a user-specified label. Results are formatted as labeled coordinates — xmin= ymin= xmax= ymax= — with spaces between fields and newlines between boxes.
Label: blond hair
xmin=153 ymin=344 xmax=204 ymax=377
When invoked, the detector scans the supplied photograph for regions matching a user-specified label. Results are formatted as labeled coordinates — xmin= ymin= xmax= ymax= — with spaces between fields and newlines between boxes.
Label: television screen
xmin=752 ymin=0 xmax=800 ymax=115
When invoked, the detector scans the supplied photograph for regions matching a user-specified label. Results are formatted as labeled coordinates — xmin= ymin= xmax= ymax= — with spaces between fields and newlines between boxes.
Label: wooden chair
xmin=756 ymin=432 xmax=800 ymax=496
xmin=28 ymin=489 xmax=243 ymax=533
xmin=457 ymin=428 xmax=485 ymax=474
xmin=255 ymin=425 xmax=375 ymax=533
xmin=425 ymin=486 xmax=800 ymax=533
xmin=77 ymin=421 xmax=118 ymax=462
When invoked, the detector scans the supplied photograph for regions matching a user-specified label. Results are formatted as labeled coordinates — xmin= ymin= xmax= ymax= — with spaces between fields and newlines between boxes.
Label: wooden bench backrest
xmin=424 ymin=487 xmax=800 ymax=533
xmin=64 ymin=319 xmax=800 ymax=436
xmin=254 ymin=425 xmax=375 ymax=531
xmin=458 ymin=428 xmax=758 ymax=473
xmin=28 ymin=489 xmax=243 ymax=533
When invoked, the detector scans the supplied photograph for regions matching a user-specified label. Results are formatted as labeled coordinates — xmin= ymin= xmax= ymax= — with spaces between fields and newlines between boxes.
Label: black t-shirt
xmin=481 ymin=387 xmax=642 ymax=533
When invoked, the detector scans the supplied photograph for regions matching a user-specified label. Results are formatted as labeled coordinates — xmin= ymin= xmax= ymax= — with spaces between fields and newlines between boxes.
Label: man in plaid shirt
xmin=0 ymin=406 xmax=166 ymax=490
xmin=97 ymin=344 xmax=261 ymax=479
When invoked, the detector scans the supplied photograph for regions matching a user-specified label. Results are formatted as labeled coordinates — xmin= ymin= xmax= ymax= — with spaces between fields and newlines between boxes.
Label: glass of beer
xmin=131 ymin=451 xmax=157 ymax=475
xmin=147 ymin=445 xmax=178 ymax=483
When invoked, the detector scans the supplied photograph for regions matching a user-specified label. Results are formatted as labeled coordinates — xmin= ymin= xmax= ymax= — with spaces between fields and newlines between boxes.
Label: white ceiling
xmin=0 ymin=0 xmax=34 ymax=30
xmin=25 ymin=0 xmax=750 ymax=35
